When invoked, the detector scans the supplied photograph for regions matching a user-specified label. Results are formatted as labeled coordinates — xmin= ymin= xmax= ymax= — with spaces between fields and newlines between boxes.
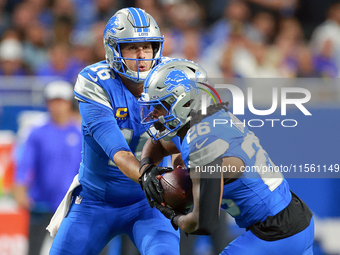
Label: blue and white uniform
xmin=50 ymin=61 xmax=179 ymax=255
xmin=173 ymin=109 xmax=314 ymax=255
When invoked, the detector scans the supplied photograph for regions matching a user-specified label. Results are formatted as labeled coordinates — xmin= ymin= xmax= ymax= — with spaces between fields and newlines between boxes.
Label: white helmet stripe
xmin=128 ymin=8 xmax=139 ymax=32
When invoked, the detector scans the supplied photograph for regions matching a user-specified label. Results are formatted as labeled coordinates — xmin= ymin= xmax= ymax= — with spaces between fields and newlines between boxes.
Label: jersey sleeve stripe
xmin=74 ymin=75 xmax=113 ymax=110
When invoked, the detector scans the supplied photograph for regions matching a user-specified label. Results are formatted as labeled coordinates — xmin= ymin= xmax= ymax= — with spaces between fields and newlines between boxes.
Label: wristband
xmin=171 ymin=214 xmax=181 ymax=230
xmin=140 ymin=157 xmax=154 ymax=172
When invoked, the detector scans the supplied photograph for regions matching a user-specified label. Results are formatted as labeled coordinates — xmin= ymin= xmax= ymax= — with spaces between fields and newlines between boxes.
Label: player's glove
xmin=139 ymin=160 xmax=173 ymax=207
xmin=155 ymin=203 xmax=181 ymax=230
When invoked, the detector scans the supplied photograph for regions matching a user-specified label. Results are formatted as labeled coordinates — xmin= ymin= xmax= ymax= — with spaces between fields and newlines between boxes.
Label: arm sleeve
xmin=191 ymin=158 xmax=223 ymax=235
xmin=15 ymin=132 xmax=37 ymax=185
xmin=79 ymin=101 xmax=131 ymax=160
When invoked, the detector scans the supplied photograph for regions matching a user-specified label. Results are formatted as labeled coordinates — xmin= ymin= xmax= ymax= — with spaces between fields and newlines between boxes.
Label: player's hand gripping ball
xmin=159 ymin=166 xmax=193 ymax=213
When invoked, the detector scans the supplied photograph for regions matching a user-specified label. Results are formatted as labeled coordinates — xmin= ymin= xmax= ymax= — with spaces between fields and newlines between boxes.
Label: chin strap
xmin=160 ymin=117 xmax=191 ymax=141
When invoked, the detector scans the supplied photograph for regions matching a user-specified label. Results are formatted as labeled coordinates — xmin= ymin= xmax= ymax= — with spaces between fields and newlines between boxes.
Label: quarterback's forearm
xmin=113 ymin=151 xmax=140 ymax=183
xmin=79 ymin=102 xmax=132 ymax=160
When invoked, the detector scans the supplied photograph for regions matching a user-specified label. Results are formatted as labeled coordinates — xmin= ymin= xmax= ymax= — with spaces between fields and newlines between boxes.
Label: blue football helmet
xmin=103 ymin=8 xmax=164 ymax=83
xmin=139 ymin=59 xmax=208 ymax=140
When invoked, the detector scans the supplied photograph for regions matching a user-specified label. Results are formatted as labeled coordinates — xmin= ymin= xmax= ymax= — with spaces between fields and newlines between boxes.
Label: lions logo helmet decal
xmin=164 ymin=69 xmax=199 ymax=94
xmin=106 ymin=16 xmax=119 ymax=35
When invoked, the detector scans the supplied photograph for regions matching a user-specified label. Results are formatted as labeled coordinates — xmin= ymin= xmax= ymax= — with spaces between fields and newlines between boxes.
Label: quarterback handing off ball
xmin=159 ymin=166 xmax=193 ymax=213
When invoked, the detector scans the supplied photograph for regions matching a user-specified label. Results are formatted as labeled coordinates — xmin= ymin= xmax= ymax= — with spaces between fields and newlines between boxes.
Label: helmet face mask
xmin=140 ymin=94 xmax=182 ymax=140
xmin=103 ymin=8 xmax=164 ymax=83
xmin=139 ymin=59 xmax=208 ymax=140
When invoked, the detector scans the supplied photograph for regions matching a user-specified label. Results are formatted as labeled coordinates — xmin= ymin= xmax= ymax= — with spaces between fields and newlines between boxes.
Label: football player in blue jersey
xmin=49 ymin=8 xmax=180 ymax=255
xmin=138 ymin=59 xmax=315 ymax=254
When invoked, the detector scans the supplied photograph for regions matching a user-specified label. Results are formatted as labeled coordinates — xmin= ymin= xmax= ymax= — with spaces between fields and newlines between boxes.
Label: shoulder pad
xmin=79 ymin=62 xmax=115 ymax=82
xmin=75 ymin=62 xmax=118 ymax=110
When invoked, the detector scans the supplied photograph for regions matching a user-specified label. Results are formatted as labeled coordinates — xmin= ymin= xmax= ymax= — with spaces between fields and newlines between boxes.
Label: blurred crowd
xmin=0 ymin=0 xmax=340 ymax=82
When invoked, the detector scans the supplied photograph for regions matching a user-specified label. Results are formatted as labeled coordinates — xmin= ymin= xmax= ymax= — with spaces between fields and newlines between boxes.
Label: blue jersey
xmin=51 ymin=63 xmax=180 ymax=255
xmin=173 ymin=109 xmax=292 ymax=228
xmin=74 ymin=61 xmax=154 ymax=206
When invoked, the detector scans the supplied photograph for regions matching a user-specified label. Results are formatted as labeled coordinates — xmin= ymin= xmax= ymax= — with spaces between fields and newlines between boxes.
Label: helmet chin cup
xmin=143 ymin=113 xmax=181 ymax=141
xmin=159 ymin=130 xmax=178 ymax=141
xmin=125 ymin=68 xmax=151 ymax=83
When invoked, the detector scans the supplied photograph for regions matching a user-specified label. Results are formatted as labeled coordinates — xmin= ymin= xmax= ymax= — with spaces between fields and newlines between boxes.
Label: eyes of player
xmin=142 ymin=44 xmax=152 ymax=51
xmin=149 ymin=104 xmax=167 ymax=119
xmin=125 ymin=44 xmax=152 ymax=53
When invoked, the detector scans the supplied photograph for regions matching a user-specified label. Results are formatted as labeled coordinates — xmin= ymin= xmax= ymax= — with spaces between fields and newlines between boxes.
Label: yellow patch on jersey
xmin=116 ymin=107 xmax=128 ymax=120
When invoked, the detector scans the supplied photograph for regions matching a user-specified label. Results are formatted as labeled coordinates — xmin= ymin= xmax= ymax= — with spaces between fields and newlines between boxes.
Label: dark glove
xmin=139 ymin=164 xmax=173 ymax=207
xmin=155 ymin=203 xmax=181 ymax=230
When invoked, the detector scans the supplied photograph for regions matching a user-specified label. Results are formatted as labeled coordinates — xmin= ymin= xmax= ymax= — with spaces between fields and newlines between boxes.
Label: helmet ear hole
xmin=108 ymin=38 xmax=115 ymax=47
xmin=183 ymin=99 xmax=193 ymax=108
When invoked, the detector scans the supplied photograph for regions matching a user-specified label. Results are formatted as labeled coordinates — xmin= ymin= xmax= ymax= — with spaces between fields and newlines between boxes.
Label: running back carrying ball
xmin=159 ymin=166 xmax=193 ymax=213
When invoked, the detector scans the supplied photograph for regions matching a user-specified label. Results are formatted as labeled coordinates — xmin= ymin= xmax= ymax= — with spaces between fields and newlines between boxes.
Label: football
xmin=159 ymin=166 xmax=193 ymax=213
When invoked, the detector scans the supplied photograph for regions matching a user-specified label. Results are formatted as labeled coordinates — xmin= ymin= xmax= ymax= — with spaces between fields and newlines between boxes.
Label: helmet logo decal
xmin=106 ymin=16 xmax=119 ymax=35
xmin=164 ymin=69 xmax=199 ymax=94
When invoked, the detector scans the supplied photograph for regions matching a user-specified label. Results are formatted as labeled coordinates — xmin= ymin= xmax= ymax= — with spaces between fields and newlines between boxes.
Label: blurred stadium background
xmin=0 ymin=0 xmax=340 ymax=254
